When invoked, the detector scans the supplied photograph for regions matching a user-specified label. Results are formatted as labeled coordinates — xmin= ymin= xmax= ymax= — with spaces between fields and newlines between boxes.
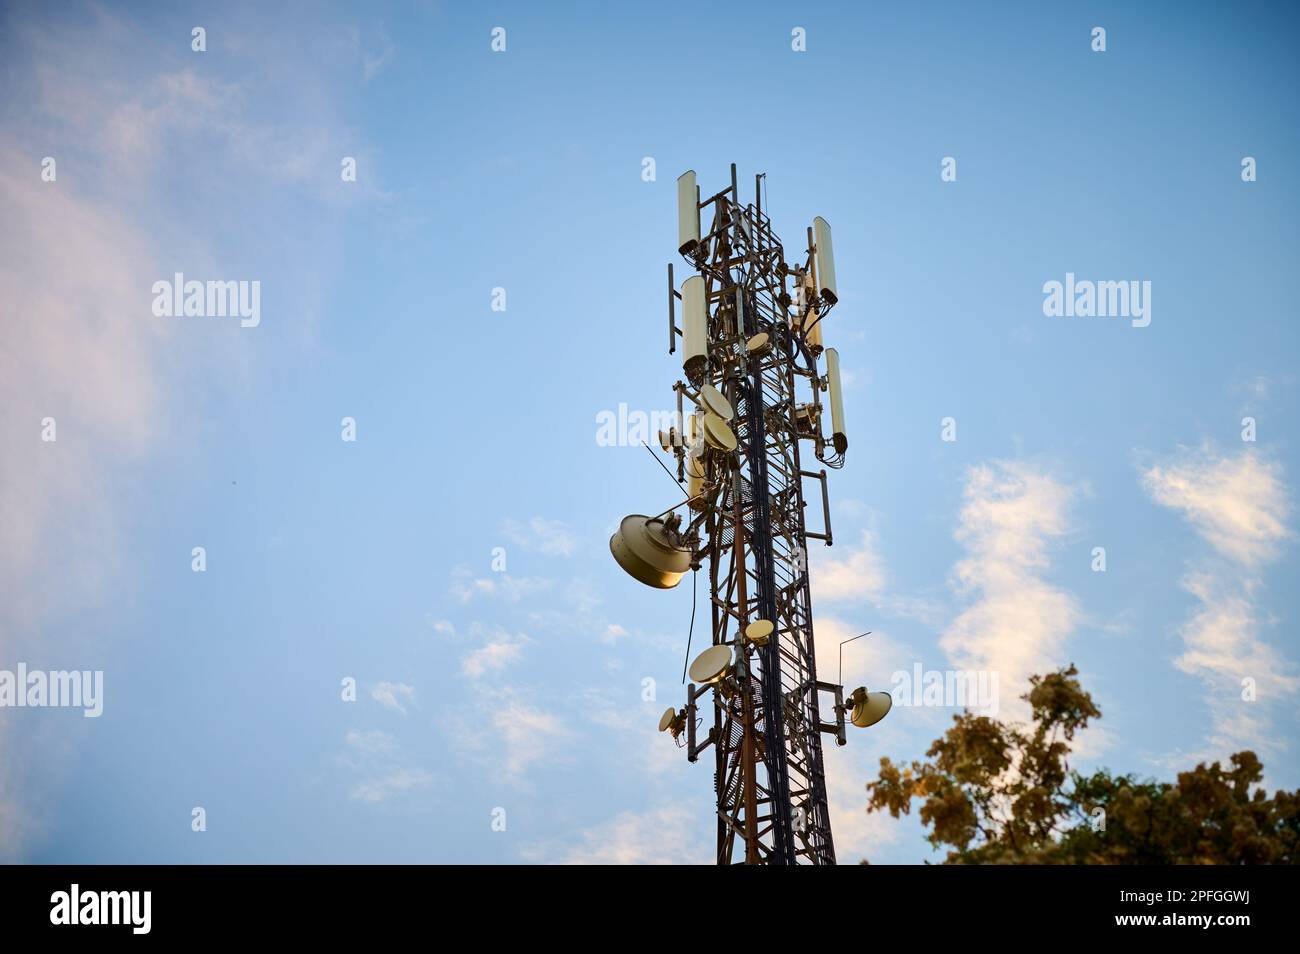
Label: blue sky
xmin=1 ymin=0 xmax=1297 ymax=864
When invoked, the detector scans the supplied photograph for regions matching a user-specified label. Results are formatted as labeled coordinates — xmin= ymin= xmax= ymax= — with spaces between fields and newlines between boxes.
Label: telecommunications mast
xmin=611 ymin=165 xmax=893 ymax=865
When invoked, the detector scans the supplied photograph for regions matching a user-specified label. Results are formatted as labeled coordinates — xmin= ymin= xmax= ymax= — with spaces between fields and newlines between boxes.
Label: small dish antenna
xmin=699 ymin=383 xmax=734 ymax=422
xmin=657 ymin=706 xmax=686 ymax=739
xmin=688 ymin=644 xmax=732 ymax=685
xmin=846 ymin=686 xmax=892 ymax=728
xmin=701 ymin=413 xmax=738 ymax=454
xmin=744 ymin=619 xmax=773 ymax=647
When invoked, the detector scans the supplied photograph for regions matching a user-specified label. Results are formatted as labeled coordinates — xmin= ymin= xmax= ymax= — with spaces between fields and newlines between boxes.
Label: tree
xmin=864 ymin=665 xmax=1300 ymax=864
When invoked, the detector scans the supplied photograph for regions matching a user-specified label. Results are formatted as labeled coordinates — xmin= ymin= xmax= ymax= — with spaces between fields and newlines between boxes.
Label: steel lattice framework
xmin=612 ymin=163 xmax=877 ymax=865
xmin=674 ymin=166 xmax=848 ymax=865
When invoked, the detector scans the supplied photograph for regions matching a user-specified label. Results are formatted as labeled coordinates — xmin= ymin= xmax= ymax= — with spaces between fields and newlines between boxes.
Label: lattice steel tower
xmin=610 ymin=164 xmax=893 ymax=865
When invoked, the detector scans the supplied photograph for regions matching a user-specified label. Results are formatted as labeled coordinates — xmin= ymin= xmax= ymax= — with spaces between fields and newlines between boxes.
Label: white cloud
xmin=570 ymin=687 xmax=634 ymax=731
xmin=371 ymin=681 xmax=416 ymax=715
xmin=810 ymin=530 xmax=945 ymax=626
xmin=600 ymin=623 xmax=629 ymax=644
xmin=338 ymin=729 xmax=433 ymax=804
xmin=939 ymin=461 xmax=1077 ymax=715
xmin=523 ymin=577 xmax=651 ymax=649
xmin=351 ymin=768 xmax=435 ymax=804
xmin=36 ymin=54 xmax=341 ymax=192
xmin=812 ymin=530 xmax=887 ymax=603
xmin=811 ymin=615 xmax=901 ymax=694
xmin=0 ymin=5 xmax=377 ymax=857
xmin=0 ymin=140 xmax=170 ymax=856
xmin=527 ymin=805 xmax=709 ymax=865
xmin=461 ymin=628 xmax=529 ymax=678
xmin=450 ymin=570 xmax=553 ymax=605
xmin=501 ymin=517 xmax=578 ymax=557
xmin=1141 ymin=447 xmax=1295 ymax=759
xmin=1174 ymin=574 xmax=1296 ymax=699
xmin=448 ymin=675 xmax=569 ymax=785
xmin=640 ymin=716 xmax=688 ymax=779
xmin=354 ymin=25 xmax=396 ymax=81
xmin=821 ymin=739 xmax=906 ymax=863
xmin=1141 ymin=447 xmax=1290 ymax=567
xmin=491 ymin=694 xmax=569 ymax=781
xmin=0 ymin=154 xmax=167 ymax=634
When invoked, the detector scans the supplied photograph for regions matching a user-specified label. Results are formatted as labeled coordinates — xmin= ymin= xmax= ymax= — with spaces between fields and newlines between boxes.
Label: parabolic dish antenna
xmin=609 ymin=515 xmax=691 ymax=589
xmin=702 ymin=413 xmax=737 ymax=453
xmin=700 ymin=383 xmax=734 ymax=422
xmin=849 ymin=688 xmax=893 ymax=728
xmin=688 ymin=644 xmax=732 ymax=685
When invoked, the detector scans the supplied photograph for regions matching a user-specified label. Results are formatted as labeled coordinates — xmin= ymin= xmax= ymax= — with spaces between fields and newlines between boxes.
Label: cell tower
xmin=610 ymin=164 xmax=893 ymax=865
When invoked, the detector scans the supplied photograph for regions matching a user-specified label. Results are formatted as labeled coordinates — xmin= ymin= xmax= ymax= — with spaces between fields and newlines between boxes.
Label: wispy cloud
xmin=490 ymin=693 xmax=569 ymax=781
xmin=811 ymin=615 xmax=903 ymax=695
xmin=25 ymin=5 xmax=380 ymax=199
xmin=353 ymin=24 xmax=396 ymax=81
xmin=426 ymin=617 xmax=455 ymax=636
xmin=1142 ymin=445 xmax=1291 ymax=568
xmin=461 ymin=626 xmax=530 ymax=678
xmin=448 ymin=678 xmax=570 ymax=786
xmin=450 ymin=568 xmax=553 ymax=604
xmin=1141 ymin=446 xmax=1295 ymax=760
xmin=0 ymin=98 xmax=174 ymax=857
xmin=337 ymin=729 xmax=433 ymax=804
xmin=371 ymin=681 xmax=417 ymax=715
xmin=939 ymin=460 xmax=1078 ymax=714
xmin=812 ymin=530 xmax=887 ymax=603
xmin=523 ymin=577 xmax=657 ymax=649
xmin=0 ymin=4 xmax=375 ymax=857
xmin=600 ymin=623 xmax=629 ymax=644
xmin=1174 ymin=574 xmax=1296 ymax=699
xmin=522 ymin=805 xmax=708 ymax=865
xmin=568 ymin=687 xmax=635 ymax=731
xmin=501 ymin=517 xmax=578 ymax=557
xmin=0 ymin=153 xmax=167 ymax=632
xmin=811 ymin=529 xmax=946 ymax=625
xmin=822 ymin=741 xmax=907 ymax=863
